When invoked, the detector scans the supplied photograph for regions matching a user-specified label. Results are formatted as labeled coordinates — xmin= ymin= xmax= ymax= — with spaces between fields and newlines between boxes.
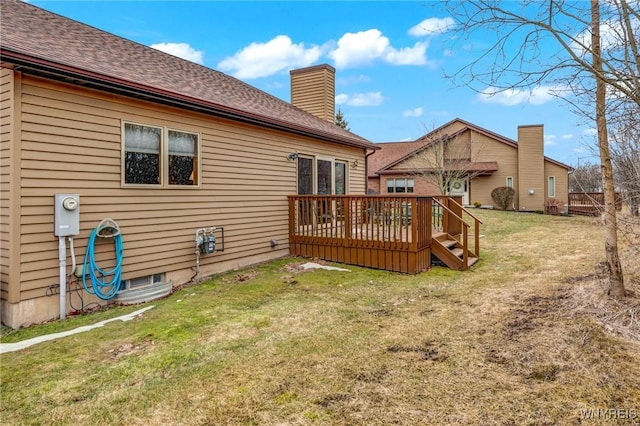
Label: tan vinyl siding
xmin=0 ymin=68 xmax=14 ymax=301
xmin=17 ymin=74 xmax=365 ymax=305
xmin=470 ymin=131 xmax=519 ymax=208
xmin=290 ymin=65 xmax=335 ymax=122
xmin=545 ymin=161 xmax=568 ymax=205
xmin=517 ymin=125 xmax=545 ymax=211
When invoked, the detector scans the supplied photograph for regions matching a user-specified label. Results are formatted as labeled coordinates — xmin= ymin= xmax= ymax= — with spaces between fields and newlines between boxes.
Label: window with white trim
xmin=387 ymin=178 xmax=414 ymax=193
xmin=297 ymin=156 xmax=349 ymax=195
xmin=506 ymin=176 xmax=514 ymax=188
xmin=548 ymin=176 xmax=556 ymax=197
xmin=123 ymin=122 xmax=200 ymax=187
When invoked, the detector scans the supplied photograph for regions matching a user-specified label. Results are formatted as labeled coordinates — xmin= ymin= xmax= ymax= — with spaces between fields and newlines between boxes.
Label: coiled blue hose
xmin=82 ymin=228 xmax=124 ymax=300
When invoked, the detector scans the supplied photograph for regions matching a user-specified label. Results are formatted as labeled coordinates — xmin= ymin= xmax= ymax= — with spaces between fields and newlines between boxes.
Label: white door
xmin=449 ymin=178 xmax=469 ymax=205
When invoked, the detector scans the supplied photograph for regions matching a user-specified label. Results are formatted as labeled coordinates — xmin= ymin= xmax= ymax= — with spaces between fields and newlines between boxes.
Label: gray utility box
xmin=54 ymin=194 xmax=80 ymax=236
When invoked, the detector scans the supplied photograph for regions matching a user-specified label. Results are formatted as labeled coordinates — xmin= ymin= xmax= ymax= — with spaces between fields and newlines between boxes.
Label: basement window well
xmin=122 ymin=273 xmax=165 ymax=291
xmin=116 ymin=273 xmax=172 ymax=305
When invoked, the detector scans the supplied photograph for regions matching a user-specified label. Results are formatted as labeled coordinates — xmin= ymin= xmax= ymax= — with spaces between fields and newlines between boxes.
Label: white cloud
xmin=544 ymin=134 xmax=557 ymax=146
xmin=335 ymin=92 xmax=383 ymax=107
xmin=583 ymin=128 xmax=598 ymax=136
xmin=150 ymin=42 xmax=204 ymax=65
xmin=478 ymin=85 xmax=561 ymax=106
xmin=217 ymin=35 xmax=322 ymax=79
xmin=328 ymin=29 xmax=427 ymax=68
xmin=403 ymin=107 xmax=423 ymax=117
xmin=409 ymin=17 xmax=455 ymax=36
xmin=384 ymin=41 xmax=429 ymax=66
xmin=562 ymin=134 xmax=574 ymax=140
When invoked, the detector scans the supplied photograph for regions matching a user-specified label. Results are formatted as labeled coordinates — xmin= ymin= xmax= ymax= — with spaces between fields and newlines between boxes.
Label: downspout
xmin=364 ymin=148 xmax=376 ymax=194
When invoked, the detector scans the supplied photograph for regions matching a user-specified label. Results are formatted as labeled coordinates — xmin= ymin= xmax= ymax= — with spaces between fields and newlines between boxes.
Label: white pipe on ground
xmin=58 ymin=236 xmax=66 ymax=320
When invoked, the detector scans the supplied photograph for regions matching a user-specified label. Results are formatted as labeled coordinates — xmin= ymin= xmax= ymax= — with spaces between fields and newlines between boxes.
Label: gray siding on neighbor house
xmin=3 ymin=71 xmax=366 ymax=324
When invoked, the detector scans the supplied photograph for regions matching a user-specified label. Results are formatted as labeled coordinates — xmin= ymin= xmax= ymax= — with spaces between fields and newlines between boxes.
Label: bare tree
xmin=441 ymin=0 xmax=638 ymax=297
xmin=592 ymin=0 xmax=625 ymax=297
xmin=570 ymin=162 xmax=602 ymax=192
xmin=610 ymin=104 xmax=640 ymax=216
xmin=409 ymin=130 xmax=488 ymax=198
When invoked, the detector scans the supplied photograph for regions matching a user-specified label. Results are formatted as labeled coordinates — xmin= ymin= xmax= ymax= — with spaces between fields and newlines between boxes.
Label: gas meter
xmin=201 ymin=234 xmax=216 ymax=254
xmin=195 ymin=227 xmax=217 ymax=254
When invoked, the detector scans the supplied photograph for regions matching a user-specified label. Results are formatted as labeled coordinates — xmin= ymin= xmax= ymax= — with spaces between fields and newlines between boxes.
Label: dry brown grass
xmin=2 ymin=210 xmax=640 ymax=425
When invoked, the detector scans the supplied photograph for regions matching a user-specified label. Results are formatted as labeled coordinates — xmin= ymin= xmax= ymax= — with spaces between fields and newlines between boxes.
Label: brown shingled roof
xmin=367 ymin=140 xmax=429 ymax=178
xmin=369 ymin=118 xmax=571 ymax=176
xmin=0 ymin=0 xmax=375 ymax=150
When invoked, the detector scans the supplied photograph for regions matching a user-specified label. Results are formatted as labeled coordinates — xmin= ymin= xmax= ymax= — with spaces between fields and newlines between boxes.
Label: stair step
xmin=467 ymin=257 xmax=479 ymax=267
xmin=451 ymin=248 xmax=464 ymax=258
xmin=442 ymin=240 xmax=458 ymax=249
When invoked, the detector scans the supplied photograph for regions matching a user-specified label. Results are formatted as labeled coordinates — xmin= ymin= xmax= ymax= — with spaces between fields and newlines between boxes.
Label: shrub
xmin=491 ymin=186 xmax=515 ymax=210
xmin=473 ymin=201 xmax=482 ymax=208
xmin=544 ymin=197 xmax=565 ymax=215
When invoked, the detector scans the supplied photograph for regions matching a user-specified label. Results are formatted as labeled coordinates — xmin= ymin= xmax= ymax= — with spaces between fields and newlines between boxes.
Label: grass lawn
xmin=1 ymin=210 xmax=639 ymax=425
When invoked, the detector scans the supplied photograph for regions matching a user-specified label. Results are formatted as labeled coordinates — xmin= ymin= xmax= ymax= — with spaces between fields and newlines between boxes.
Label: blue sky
xmin=29 ymin=0 xmax=600 ymax=166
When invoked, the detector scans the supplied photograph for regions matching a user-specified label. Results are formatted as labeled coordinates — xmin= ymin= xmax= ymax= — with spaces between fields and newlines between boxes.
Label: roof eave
xmin=1 ymin=49 xmax=376 ymax=150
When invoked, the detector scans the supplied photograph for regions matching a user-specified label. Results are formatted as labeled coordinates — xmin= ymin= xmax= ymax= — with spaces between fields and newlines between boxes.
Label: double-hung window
xmin=123 ymin=122 xmax=200 ymax=187
xmin=548 ymin=176 xmax=556 ymax=197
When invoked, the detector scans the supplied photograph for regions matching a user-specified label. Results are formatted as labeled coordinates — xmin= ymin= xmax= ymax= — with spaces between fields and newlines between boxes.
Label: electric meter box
xmin=54 ymin=194 xmax=80 ymax=236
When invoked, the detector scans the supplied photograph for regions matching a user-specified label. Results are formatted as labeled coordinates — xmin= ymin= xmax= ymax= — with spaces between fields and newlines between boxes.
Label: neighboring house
xmin=0 ymin=1 xmax=377 ymax=328
xmin=368 ymin=118 xmax=571 ymax=211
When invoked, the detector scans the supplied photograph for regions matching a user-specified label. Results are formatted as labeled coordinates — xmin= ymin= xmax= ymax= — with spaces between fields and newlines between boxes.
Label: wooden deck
xmin=568 ymin=192 xmax=622 ymax=216
xmin=288 ymin=195 xmax=481 ymax=274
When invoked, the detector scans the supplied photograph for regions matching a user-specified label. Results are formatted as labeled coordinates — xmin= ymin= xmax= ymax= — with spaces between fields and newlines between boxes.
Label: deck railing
xmin=432 ymin=196 xmax=482 ymax=261
xmin=568 ymin=192 xmax=623 ymax=216
xmin=288 ymin=195 xmax=435 ymax=273
xmin=288 ymin=195 xmax=481 ymax=273
xmin=289 ymin=195 xmax=433 ymax=248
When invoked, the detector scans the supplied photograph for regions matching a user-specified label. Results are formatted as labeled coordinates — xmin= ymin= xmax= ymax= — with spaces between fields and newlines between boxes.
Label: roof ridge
xmin=0 ymin=0 xmax=374 ymax=149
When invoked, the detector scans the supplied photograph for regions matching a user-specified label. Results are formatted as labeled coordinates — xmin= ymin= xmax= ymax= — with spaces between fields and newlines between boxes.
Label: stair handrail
xmin=432 ymin=198 xmax=470 ymax=268
xmin=446 ymin=197 xmax=482 ymax=258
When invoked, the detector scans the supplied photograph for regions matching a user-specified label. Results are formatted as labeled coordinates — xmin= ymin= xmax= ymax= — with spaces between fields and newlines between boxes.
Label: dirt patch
xmin=367 ymin=307 xmax=395 ymax=316
xmin=387 ymin=341 xmax=448 ymax=361
xmin=282 ymin=262 xmax=307 ymax=274
xmin=107 ymin=339 xmax=152 ymax=359
xmin=503 ymin=289 xmax=570 ymax=340
xmin=223 ymin=270 xmax=259 ymax=284
xmin=353 ymin=367 xmax=389 ymax=383
xmin=526 ymin=364 xmax=561 ymax=382
xmin=315 ymin=393 xmax=350 ymax=408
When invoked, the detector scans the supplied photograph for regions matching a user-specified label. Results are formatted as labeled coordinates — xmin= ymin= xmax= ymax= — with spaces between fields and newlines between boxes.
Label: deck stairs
xmin=432 ymin=232 xmax=478 ymax=271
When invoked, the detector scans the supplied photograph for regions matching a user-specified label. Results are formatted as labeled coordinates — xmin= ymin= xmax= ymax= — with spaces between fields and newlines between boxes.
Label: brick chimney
xmin=290 ymin=64 xmax=336 ymax=122
xmin=517 ymin=124 xmax=545 ymax=211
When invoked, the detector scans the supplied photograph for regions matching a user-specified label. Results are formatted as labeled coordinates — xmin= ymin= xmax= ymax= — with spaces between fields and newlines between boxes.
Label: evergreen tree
xmin=335 ymin=108 xmax=350 ymax=130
